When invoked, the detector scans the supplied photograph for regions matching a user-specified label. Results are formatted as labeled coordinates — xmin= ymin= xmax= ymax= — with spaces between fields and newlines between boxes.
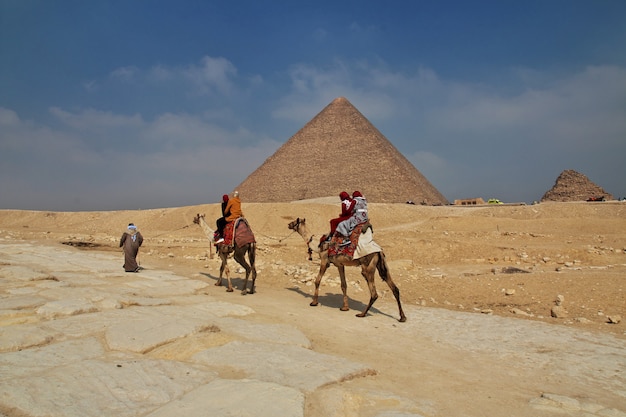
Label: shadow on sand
xmin=199 ymin=272 xmax=250 ymax=292
xmin=286 ymin=286 xmax=395 ymax=320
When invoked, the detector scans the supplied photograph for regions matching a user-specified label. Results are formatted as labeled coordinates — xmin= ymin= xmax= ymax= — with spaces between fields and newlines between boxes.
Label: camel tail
xmin=248 ymin=242 xmax=257 ymax=267
xmin=376 ymin=251 xmax=390 ymax=282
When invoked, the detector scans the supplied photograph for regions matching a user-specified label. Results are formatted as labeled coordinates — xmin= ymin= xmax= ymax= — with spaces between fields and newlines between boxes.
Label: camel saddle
xmin=328 ymin=222 xmax=371 ymax=258
xmin=222 ymin=218 xmax=256 ymax=247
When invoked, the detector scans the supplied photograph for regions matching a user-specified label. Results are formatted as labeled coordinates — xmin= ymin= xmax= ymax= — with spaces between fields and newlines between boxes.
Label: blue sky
xmin=1 ymin=0 xmax=625 ymax=211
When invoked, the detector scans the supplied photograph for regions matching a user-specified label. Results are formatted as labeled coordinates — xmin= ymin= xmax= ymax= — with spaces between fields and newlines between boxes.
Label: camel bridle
xmin=292 ymin=218 xmax=314 ymax=261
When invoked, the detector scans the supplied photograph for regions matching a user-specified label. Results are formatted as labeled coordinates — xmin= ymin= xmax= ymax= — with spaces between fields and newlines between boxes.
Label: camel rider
xmin=327 ymin=191 xmax=354 ymax=241
xmin=336 ymin=191 xmax=368 ymax=245
xmin=216 ymin=191 xmax=243 ymax=243
xmin=225 ymin=190 xmax=243 ymax=221
xmin=214 ymin=194 xmax=230 ymax=243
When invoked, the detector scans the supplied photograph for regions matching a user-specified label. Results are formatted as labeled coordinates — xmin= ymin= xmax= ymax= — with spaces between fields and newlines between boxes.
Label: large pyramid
xmin=541 ymin=169 xmax=613 ymax=202
xmin=235 ymin=97 xmax=448 ymax=205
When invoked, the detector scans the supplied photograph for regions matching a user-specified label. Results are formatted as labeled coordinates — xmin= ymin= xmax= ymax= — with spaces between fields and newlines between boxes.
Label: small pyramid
xmin=234 ymin=97 xmax=448 ymax=204
xmin=541 ymin=170 xmax=613 ymax=202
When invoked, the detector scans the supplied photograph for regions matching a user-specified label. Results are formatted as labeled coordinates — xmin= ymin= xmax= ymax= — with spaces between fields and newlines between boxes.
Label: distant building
xmin=454 ymin=198 xmax=485 ymax=206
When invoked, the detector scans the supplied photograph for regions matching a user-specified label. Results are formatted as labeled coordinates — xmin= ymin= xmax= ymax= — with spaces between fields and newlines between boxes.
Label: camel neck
xmin=198 ymin=217 xmax=214 ymax=238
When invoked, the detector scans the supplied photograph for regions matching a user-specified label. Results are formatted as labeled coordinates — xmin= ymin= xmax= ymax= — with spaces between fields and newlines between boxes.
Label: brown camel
xmin=193 ymin=213 xmax=257 ymax=295
xmin=288 ymin=217 xmax=406 ymax=322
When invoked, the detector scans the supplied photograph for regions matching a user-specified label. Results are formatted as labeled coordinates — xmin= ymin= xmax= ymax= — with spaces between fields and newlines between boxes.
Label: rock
xmin=511 ymin=308 xmax=530 ymax=316
xmin=607 ymin=315 xmax=622 ymax=324
xmin=551 ymin=295 xmax=568 ymax=318
xmin=501 ymin=266 xmax=530 ymax=274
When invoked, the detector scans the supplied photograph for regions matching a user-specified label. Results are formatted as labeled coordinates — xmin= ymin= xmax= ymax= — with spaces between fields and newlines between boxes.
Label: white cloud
xmin=2 ymin=56 xmax=624 ymax=210
xmin=82 ymin=80 xmax=99 ymax=92
xmin=49 ymin=107 xmax=144 ymax=130
xmin=183 ymin=56 xmax=237 ymax=95
xmin=0 ymin=104 xmax=280 ymax=210
xmin=0 ymin=107 xmax=20 ymax=126
xmin=148 ymin=65 xmax=172 ymax=81
xmin=268 ymin=60 xmax=626 ymax=202
xmin=110 ymin=66 xmax=139 ymax=81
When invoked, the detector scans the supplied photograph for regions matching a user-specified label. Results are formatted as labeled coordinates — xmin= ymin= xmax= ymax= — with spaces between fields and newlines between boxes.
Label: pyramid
xmin=234 ymin=97 xmax=448 ymax=205
xmin=541 ymin=169 xmax=613 ymax=202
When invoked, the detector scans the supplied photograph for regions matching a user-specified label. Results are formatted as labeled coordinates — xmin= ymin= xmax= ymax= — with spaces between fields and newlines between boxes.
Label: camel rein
xmin=149 ymin=224 xmax=190 ymax=238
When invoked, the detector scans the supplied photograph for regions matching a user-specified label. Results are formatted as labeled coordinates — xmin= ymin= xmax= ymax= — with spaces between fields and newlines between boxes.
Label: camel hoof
xmin=214 ymin=282 xmax=222 ymax=287
xmin=399 ymin=316 xmax=407 ymax=323
xmin=226 ymin=288 xmax=234 ymax=293
xmin=340 ymin=306 xmax=350 ymax=312
xmin=241 ymin=290 xmax=248 ymax=295
xmin=309 ymin=301 xmax=319 ymax=307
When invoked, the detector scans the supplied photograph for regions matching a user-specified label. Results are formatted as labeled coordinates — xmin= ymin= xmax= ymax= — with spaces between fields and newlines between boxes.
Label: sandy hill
xmin=234 ymin=97 xmax=448 ymax=205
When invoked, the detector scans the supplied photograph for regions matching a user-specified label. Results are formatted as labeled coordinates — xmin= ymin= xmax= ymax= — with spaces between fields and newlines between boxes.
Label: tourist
xmin=120 ymin=223 xmax=143 ymax=272
xmin=214 ymin=194 xmax=230 ymax=243
xmin=328 ymin=191 xmax=355 ymax=240
xmin=224 ymin=191 xmax=243 ymax=222
xmin=336 ymin=191 xmax=368 ymax=245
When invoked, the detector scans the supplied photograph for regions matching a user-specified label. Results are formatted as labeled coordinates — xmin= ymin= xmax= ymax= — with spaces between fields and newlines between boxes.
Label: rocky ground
xmin=0 ymin=200 xmax=625 ymax=416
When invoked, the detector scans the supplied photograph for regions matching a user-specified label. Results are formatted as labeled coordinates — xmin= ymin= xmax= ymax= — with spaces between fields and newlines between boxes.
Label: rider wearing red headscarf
xmin=328 ymin=191 xmax=355 ymax=238
xmin=214 ymin=194 xmax=230 ymax=242
xmin=336 ymin=190 xmax=368 ymax=241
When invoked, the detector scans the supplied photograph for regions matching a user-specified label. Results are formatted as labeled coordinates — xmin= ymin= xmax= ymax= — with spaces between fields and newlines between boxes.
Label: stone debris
xmin=511 ymin=308 xmax=531 ymax=316
xmin=500 ymin=266 xmax=531 ymax=274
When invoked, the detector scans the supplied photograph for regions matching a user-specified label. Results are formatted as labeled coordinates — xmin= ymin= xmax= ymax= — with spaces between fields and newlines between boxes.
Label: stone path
xmin=0 ymin=239 xmax=625 ymax=417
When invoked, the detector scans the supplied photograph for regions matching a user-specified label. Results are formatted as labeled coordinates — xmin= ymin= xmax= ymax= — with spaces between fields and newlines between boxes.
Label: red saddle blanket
xmin=222 ymin=218 xmax=256 ymax=247
xmin=327 ymin=223 xmax=364 ymax=258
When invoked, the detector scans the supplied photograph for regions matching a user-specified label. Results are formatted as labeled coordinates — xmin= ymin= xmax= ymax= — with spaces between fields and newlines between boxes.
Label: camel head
xmin=193 ymin=213 xmax=205 ymax=225
xmin=287 ymin=217 xmax=305 ymax=232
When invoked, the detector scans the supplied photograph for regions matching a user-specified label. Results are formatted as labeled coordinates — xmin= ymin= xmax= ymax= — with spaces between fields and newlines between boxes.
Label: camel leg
xmin=356 ymin=255 xmax=378 ymax=318
xmin=383 ymin=275 xmax=406 ymax=322
xmin=217 ymin=251 xmax=233 ymax=292
xmin=338 ymin=265 xmax=350 ymax=312
xmin=216 ymin=252 xmax=227 ymax=288
xmin=233 ymin=246 xmax=252 ymax=295
xmin=245 ymin=265 xmax=257 ymax=295
xmin=376 ymin=252 xmax=407 ymax=322
xmin=310 ymin=258 xmax=330 ymax=307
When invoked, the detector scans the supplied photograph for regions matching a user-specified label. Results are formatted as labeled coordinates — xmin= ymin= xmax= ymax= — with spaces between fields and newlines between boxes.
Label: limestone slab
xmin=193 ymin=341 xmax=374 ymax=393
xmin=145 ymin=379 xmax=304 ymax=417
xmin=0 ymin=357 xmax=217 ymax=417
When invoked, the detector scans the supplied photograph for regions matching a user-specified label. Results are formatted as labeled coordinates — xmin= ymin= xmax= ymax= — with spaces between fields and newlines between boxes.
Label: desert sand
xmin=4 ymin=200 xmax=623 ymax=334
xmin=1 ymin=200 xmax=625 ymax=416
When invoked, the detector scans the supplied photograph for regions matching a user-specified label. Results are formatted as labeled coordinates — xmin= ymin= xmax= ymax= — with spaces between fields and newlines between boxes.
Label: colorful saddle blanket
xmin=222 ymin=218 xmax=256 ymax=247
xmin=327 ymin=222 xmax=365 ymax=258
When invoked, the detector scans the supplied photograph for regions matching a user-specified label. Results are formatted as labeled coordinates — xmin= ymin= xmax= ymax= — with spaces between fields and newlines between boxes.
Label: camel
xmin=193 ymin=213 xmax=257 ymax=295
xmin=287 ymin=217 xmax=406 ymax=322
